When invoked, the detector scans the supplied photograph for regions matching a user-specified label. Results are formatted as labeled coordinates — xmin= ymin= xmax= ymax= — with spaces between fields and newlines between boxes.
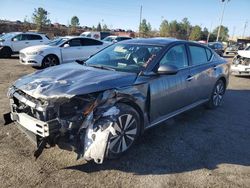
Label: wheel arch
xmin=43 ymin=53 xmax=60 ymax=63
xmin=116 ymin=98 xmax=145 ymax=134
xmin=218 ymin=76 xmax=227 ymax=88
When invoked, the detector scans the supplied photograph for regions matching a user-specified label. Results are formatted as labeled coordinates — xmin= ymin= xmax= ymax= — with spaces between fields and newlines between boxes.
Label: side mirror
xmin=75 ymin=59 xmax=86 ymax=65
xmin=12 ymin=38 xmax=18 ymax=42
xmin=63 ymin=43 xmax=70 ymax=48
xmin=157 ymin=64 xmax=178 ymax=75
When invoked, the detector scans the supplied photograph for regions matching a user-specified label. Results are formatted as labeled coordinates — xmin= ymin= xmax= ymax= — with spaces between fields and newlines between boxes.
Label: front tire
xmin=0 ymin=47 xmax=12 ymax=58
xmin=107 ymin=103 xmax=141 ymax=159
xmin=206 ymin=79 xmax=225 ymax=109
xmin=42 ymin=55 xmax=59 ymax=68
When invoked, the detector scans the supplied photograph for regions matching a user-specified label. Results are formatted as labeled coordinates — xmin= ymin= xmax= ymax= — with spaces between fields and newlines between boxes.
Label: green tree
xmin=97 ymin=23 xmax=102 ymax=31
xmin=147 ymin=22 xmax=152 ymax=33
xmin=168 ymin=20 xmax=179 ymax=38
xmin=179 ymin=17 xmax=191 ymax=40
xmin=92 ymin=25 xmax=96 ymax=31
xmin=102 ymin=24 xmax=108 ymax=31
xmin=189 ymin=25 xmax=202 ymax=41
xmin=212 ymin=25 xmax=229 ymax=41
xmin=71 ymin=16 xmax=80 ymax=27
xmin=32 ymin=7 xmax=50 ymax=31
xmin=159 ymin=19 xmax=169 ymax=37
xmin=139 ymin=19 xmax=151 ymax=37
xmin=201 ymin=27 xmax=209 ymax=41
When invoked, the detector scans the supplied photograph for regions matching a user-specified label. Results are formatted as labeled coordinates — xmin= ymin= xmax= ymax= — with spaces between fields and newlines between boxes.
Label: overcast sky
xmin=0 ymin=0 xmax=249 ymax=37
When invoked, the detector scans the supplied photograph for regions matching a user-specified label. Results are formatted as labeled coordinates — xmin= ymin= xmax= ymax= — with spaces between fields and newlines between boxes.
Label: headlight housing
xmin=26 ymin=51 xmax=44 ymax=55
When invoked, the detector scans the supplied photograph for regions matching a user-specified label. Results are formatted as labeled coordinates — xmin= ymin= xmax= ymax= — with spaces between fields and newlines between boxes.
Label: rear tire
xmin=42 ymin=55 xmax=59 ymax=68
xmin=206 ymin=79 xmax=225 ymax=109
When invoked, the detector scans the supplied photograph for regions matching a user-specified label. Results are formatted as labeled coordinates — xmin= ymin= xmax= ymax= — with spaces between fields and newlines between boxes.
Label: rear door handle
xmin=25 ymin=42 xmax=29 ymax=44
xmin=186 ymin=75 xmax=193 ymax=81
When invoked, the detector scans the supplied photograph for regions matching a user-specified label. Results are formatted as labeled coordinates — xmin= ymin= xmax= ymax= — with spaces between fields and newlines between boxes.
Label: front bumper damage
xmin=4 ymin=88 xmax=124 ymax=164
xmin=231 ymin=64 xmax=250 ymax=75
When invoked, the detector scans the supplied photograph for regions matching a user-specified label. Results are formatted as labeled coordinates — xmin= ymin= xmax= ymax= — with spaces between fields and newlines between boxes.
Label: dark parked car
xmin=208 ymin=42 xmax=224 ymax=56
xmin=5 ymin=38 xmax=229 ymax=164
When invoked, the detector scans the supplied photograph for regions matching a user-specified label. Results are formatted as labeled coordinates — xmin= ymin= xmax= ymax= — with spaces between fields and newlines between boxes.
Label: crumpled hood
xmin=238 ymin=50 xmax=250 ymax=58
xmin=12 ymin=63 xmax=137 ymax=99
xmin=20 ymin=45 xmax=55 ymax=53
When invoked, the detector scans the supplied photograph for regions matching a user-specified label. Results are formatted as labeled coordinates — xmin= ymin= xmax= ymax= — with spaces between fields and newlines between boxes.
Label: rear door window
xmin=27 ymin=34 xmax=42 ymax=40
xmin=81 ymin=38 xmax=103 ymax=46
xmin=189 ymin=45 xmax=208 ymax=65
xmin=205 ymin=48 xmax=213 ymax=61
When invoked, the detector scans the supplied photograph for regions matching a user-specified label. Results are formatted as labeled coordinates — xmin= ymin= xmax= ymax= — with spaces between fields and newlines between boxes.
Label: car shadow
xmin=0 ymin=56 xmax=19 ymax=59
xmin=65 ymin=89 xmax=250 ymax=175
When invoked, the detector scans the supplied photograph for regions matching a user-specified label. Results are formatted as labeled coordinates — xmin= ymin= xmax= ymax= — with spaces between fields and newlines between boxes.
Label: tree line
xmin=140 ymin=18 xmax=229 ymax=42
xmin=31 ymin=7 xmax=229 ymax=42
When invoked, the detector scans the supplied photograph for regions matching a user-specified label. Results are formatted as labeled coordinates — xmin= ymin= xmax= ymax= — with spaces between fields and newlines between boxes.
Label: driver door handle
xmin=186 ymin=75 xmax=193 ymax=81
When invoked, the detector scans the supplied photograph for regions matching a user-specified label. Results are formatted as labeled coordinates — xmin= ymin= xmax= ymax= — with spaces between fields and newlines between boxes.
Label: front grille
xmin=12 ymin=90 xmax=57 ymax=121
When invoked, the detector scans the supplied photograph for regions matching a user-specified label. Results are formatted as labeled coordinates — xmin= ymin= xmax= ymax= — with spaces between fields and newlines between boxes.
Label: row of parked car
xmin=0 ymin=32 xmax=132 ymax=68
xmin=0 ymin=31 xmax=250 ymax=76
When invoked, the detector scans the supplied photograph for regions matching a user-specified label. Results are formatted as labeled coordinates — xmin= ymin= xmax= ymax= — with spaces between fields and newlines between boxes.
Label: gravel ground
xmin=0 ymin=55 xmax=249 ymax=188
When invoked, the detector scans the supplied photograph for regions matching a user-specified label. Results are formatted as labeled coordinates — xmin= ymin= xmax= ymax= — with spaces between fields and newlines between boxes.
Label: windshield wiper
xmin=88 ymin=64 xmax=116 ymax=71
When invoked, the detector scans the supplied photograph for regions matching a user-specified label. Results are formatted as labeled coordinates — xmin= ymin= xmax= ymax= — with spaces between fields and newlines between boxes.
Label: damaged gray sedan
xmin=5 ymin=38 xmax=229 ymax=164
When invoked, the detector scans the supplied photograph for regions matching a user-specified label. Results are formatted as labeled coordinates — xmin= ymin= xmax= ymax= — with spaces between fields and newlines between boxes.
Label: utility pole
xmin=231 ymin=26 xmax=236 ymax=40
xmin=216 ymin=0 xmax=229 ymax=41
xmin=207 ymin=22 xmax=213 ymax=43
xmin=242 ymin=21 xmax=248 ymax=39
xmin=139 ymin=5 xmax=142 ymax=37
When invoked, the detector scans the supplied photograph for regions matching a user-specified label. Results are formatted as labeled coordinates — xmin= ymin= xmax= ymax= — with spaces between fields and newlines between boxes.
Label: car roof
xmin=62 ymin=36 xmax=102 ymax=41
xmin=121 ymin=37 xmax=186 ymax=46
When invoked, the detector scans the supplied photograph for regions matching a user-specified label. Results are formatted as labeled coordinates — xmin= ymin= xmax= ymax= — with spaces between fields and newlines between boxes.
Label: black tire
xmin=206 ymin=79 xmax=225 ymax=109
xmin=106 ymin=103 xmax=141 ymax=159
xmin=42 ymin=55 xmax=59 ymax=68
xmin=0 ymin=47 xmax=12 ymax=58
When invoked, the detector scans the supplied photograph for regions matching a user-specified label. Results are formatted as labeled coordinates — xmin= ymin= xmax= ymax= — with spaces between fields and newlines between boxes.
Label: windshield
xmin=208 ymin=43 xmax=215 ymax=49
xmin=48 ymin=38 xmax=68 ymax=46
xmin=103 ymin=36 xmax=116 ymax=42
xmin=85 ymin=43 xmax=163 ymax=73
xmin=0 ymin=32 xmax=18 ymax=40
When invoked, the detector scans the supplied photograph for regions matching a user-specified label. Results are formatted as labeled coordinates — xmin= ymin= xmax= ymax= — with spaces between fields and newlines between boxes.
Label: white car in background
xmin=0 ymin=32 xmax=50 ymax=57
xmin=231 ymin=45 xmax=250 ymax=76
xmin=19 ymin=36 xmax=110 ymax=68
xmin=102 ymin=35 xmax=132 ymax=43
